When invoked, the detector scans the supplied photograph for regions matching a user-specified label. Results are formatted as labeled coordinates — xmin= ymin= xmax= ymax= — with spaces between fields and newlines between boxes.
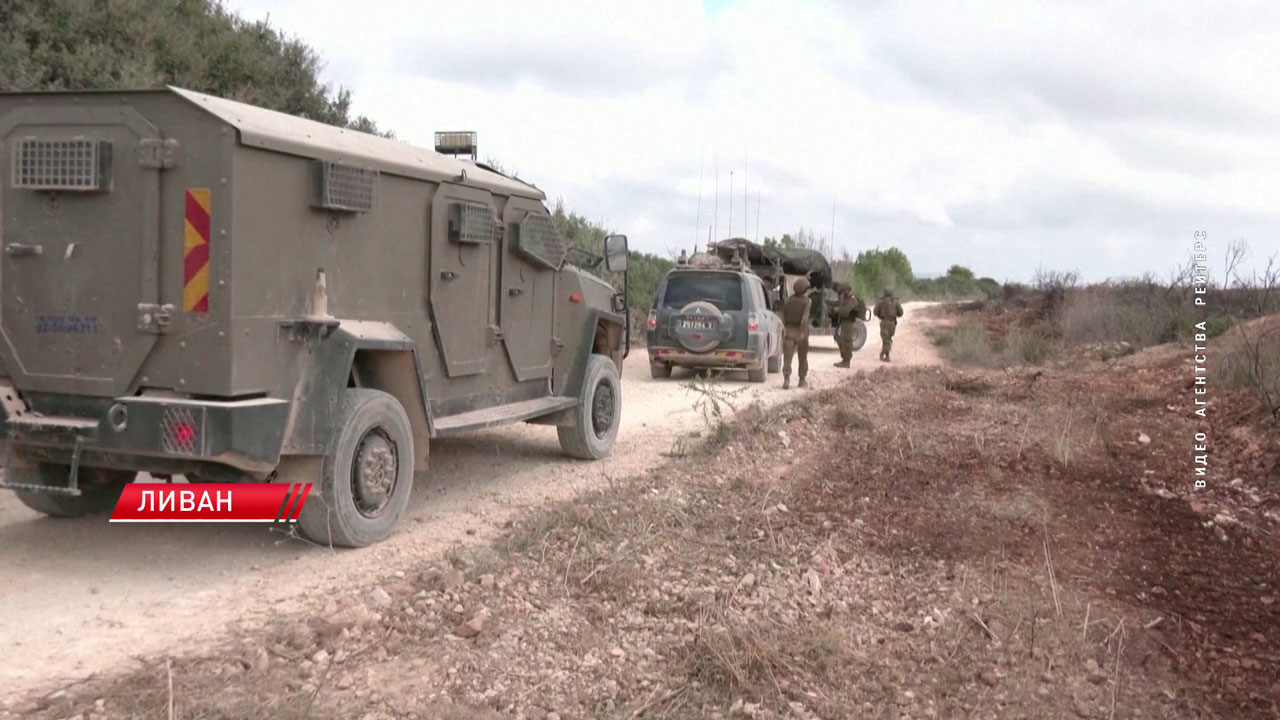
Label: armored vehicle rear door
xmin=0 ymin=103 xmax=165 ymax=397
xmin=430 ymin=183 xmax=498 ymax=377
xmin=500 ymin=198 xmax=563 ymax=382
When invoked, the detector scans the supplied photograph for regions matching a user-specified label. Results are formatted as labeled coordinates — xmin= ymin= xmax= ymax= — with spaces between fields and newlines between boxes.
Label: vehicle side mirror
xmin=604 ymin=234 xmax=628 ymax=272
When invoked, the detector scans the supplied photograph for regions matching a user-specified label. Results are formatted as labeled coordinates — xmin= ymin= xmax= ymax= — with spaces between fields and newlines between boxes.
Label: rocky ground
xmin=8 ymin=316 xmax=1278 ymax=720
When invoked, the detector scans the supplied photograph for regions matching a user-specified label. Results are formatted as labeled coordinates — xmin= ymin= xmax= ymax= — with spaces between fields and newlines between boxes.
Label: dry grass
xmin=1214 ymin=316 xmax=1280 ymax=415
xmin=829 ymin=405 xmax=872 ymax=430
xmin=18 ymin=362 xmax=1275 ymax=720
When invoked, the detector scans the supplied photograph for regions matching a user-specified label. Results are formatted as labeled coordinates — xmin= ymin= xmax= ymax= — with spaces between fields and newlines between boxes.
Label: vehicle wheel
xmin=650 ymin=362 xmax=672 ymax=379
xmin=11 ymin=464 xmax=134 ymax=518
xmin=767 ymin=352 xmax=781 ymax=374
xmin=747 ymin=364 xmax=767 ymax=383
xmin=850 ymin=321 xmax=868 ymax=352
xmin=297 ymin=389 xmax=415 ymax=548
xmin=558 ymin=354 xmax=621 ymax=460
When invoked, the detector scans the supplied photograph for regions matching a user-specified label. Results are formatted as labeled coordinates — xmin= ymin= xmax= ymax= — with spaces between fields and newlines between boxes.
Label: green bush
xmin=1003 ymin=326 xmax=1053 ymax=365
xmin=939 ymin=320 xmax=999 ymax=367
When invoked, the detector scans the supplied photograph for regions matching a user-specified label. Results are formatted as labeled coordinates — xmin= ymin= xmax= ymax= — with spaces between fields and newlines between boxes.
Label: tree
xmin=0 ymin=0 xmax=392 ymax=137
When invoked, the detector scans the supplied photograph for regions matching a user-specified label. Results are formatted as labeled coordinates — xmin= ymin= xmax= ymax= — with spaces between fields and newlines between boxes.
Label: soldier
xmin=780 ymin=277 xmax=811 ymax=389
xmin=677 ymin=249 xmax=688 ymax=265
xmin=832 ymin=284 xmax=865 ymax=368
xmin=873 ymin=288 xmax=904 ymax=361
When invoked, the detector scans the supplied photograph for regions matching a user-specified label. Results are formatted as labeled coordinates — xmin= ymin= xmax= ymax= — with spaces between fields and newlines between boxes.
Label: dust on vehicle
xmin=0 ymin=86 xmax=630 ymax=547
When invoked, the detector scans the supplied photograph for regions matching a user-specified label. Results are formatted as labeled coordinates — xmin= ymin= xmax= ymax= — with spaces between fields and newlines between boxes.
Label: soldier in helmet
xmin=832 ymin=284 xmax=865 ymax=368
xmin=780 ymin=277 xmax=811 ymax=389
xmin=677 ymin=249 xmax=688 ymax=265
xmin=873 ymin=287 xmax=904 ymax=361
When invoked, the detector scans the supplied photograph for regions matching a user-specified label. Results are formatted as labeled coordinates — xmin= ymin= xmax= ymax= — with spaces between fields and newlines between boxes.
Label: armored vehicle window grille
xmin=318 ymin=162 xmax=377 ymax=212
xmin=449 ymin=202 xmax=495 ymax=244
xmin=11 ymin=138 xmax=111 ymax=191
xmin=513 ymin=213 xmax=566 ymax=270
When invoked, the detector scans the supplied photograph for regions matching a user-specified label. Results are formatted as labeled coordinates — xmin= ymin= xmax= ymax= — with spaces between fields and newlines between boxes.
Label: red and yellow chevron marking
xmin=183 ymin=189 xmax=211 ymax=313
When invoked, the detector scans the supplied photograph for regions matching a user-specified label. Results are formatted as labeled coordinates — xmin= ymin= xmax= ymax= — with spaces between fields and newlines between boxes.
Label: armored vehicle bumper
xmin=0 ymin=381 xmax=289 ymax=476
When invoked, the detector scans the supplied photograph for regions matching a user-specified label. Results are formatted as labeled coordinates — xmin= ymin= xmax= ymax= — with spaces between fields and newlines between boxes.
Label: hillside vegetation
xmin=0 ymin=0 xmax=386 ymax=135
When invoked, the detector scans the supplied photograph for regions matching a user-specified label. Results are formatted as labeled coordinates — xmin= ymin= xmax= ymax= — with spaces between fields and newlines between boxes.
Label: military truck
xmin=706 ymin=238 xmax=869 ymax=351
xmin=0 ymin=86 xmax=630 ymax=547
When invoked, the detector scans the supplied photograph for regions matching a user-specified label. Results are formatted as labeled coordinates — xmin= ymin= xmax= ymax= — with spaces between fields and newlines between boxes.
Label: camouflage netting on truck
xmin=777 ymin=247 xmax=833 ymax=289
xmin=708 ymin=238 xmax=834 ymax=289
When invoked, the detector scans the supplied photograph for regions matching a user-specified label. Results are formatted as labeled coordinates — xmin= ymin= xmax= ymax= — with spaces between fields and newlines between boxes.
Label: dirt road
xmin=0 ymin=303 xmax=939 ymax=697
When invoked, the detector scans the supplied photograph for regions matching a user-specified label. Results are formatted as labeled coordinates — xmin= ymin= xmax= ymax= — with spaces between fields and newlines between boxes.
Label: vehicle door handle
xmin=508 ymin=287 xmax=522 ymax=296
xmin=439 ymin=270 xmax=458 ymax=281
xmin=4 ymin=243 xmax=43 ymax=257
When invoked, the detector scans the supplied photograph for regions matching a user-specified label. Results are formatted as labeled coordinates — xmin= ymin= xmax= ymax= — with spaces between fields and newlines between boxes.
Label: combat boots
xmin=797 ymin=377 xmax=807 ymax=388
xmin=782 ymin=375 xmax=791 ymax=390
xmin=833 ymin=360 xmax=850 ymax=368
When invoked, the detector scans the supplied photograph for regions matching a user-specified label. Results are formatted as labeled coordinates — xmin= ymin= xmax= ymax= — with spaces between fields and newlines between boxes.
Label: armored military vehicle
xmin=0 ymin=86 xmax=630 ymax=547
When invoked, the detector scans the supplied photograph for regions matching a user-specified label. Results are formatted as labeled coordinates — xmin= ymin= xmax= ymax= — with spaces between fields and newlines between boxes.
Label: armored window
xmin=511 ymin=212 xmax=567 ymax=270
xmin=448 ymin=201 xmax=495 ymax=244
xmin=11 ymin=137 xmax=112 ymax=191
xmin=314 ymin=161 xmax=377 ymax=212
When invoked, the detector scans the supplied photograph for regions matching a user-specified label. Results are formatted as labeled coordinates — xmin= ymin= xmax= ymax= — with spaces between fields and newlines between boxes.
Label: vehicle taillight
xmin=161 ymin=406 xmax=201 ymax=455
xmin=748 ymin=313 xmax=759 ymax=331
xmin=647 ymin=310 xmax=657 ymax=329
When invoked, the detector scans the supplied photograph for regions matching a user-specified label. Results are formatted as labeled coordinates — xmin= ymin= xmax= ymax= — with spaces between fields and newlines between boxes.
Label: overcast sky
xmin=226 ymin=0 xmax=1278 ymax=281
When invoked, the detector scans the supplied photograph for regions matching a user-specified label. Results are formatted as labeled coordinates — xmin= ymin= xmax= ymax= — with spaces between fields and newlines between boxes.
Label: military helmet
xmin=792 ymin=277 xmax=810 ymax=294
xmin=883 ymin=287 xmax=893 ymax=297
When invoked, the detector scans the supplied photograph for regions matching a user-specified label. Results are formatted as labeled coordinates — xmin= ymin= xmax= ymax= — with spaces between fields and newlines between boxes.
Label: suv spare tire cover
xmin=673 ymin=301 xmax=726 ymax=353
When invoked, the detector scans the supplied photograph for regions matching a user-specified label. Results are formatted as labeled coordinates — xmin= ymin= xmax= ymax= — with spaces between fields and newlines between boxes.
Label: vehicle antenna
xmin=694 ymin=150 xmax=704 ymax=249
xmin=713 ymin=153 xmax=718 ymax=242
xmin=829 ymin=198 xmax=836 ymax=258
xmin=755 ymin=189 xmax=761 ymax=241
xmin=743 ymin=150 xmax=748 ymax=239
xmin=728 ymin=171 xmax=734 ymax=238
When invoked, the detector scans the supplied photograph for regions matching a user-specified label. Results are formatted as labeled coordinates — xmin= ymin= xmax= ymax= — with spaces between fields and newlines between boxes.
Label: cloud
xmin=399 ymin=16 xmax=732 ymax=97
xmin=225 ymin=0 xmax=1280 ymax=282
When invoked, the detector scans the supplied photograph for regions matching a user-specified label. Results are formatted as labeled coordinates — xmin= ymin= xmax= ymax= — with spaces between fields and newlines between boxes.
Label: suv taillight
xmin=748 ymin=313 xmax=759 ymax=331
xmin=647 ymin=310 xmax=657 ymax=329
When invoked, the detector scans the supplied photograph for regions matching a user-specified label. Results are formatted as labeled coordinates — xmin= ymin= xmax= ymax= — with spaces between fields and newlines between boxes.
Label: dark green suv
xmin=645 ymin=265 xmax=783 ymax=382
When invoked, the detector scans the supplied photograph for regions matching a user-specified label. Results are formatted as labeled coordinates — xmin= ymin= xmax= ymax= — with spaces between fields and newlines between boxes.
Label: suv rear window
xmin=661 ymin=272 xmax=744 ymax=311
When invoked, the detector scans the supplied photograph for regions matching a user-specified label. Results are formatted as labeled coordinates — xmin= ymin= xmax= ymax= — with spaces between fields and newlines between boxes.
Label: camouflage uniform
xmin=780 ymin=278 xmax=811 ymax=389
xmin=832 ymin=287 xmax=864 ymax=368
xmin=873 ymin=288 xmax=904 ymax=361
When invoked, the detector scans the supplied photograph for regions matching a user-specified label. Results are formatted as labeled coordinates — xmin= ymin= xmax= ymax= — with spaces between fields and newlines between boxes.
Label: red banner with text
xmin=109 ymin=483 xmax=312 ymax=523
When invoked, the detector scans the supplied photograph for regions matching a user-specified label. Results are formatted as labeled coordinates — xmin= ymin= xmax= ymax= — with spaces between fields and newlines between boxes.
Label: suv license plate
xmin=679 ymin=318 xmax=715 ymax=330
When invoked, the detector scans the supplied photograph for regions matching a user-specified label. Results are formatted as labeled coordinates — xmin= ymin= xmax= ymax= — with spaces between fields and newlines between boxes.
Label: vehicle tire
xmin=650 ymin=362 xmax=672 ymax=379
xmin=747 ymin=364 xmax=767 ymax=383
xmin=850 ymin=321 xmax=868 ymax=352
xmin=297 ymin=389 xmax=415 ymax=549
xmin=11 ymin=464 xmax=134 ymax=518
xmin=767 ymin=352 xmax=781 ymax=374
xmin=558 ymin=354 xmax=621 ymax=460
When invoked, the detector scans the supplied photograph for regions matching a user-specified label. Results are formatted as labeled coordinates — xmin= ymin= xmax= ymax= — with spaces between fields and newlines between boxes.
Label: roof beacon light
xmin=434 ymin=131 xmax=477 ymax=160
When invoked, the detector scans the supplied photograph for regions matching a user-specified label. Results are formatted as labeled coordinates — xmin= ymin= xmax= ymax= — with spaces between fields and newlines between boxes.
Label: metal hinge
xmin=137 ymin=303 xmax=175 ymax=334
xmin=137 ymin=138 xmax=181 ymax=169
xmin=489 ymin=325 xmax=503 ymax=342
xmin=550 ymin=336 xmax=565 ymax=355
